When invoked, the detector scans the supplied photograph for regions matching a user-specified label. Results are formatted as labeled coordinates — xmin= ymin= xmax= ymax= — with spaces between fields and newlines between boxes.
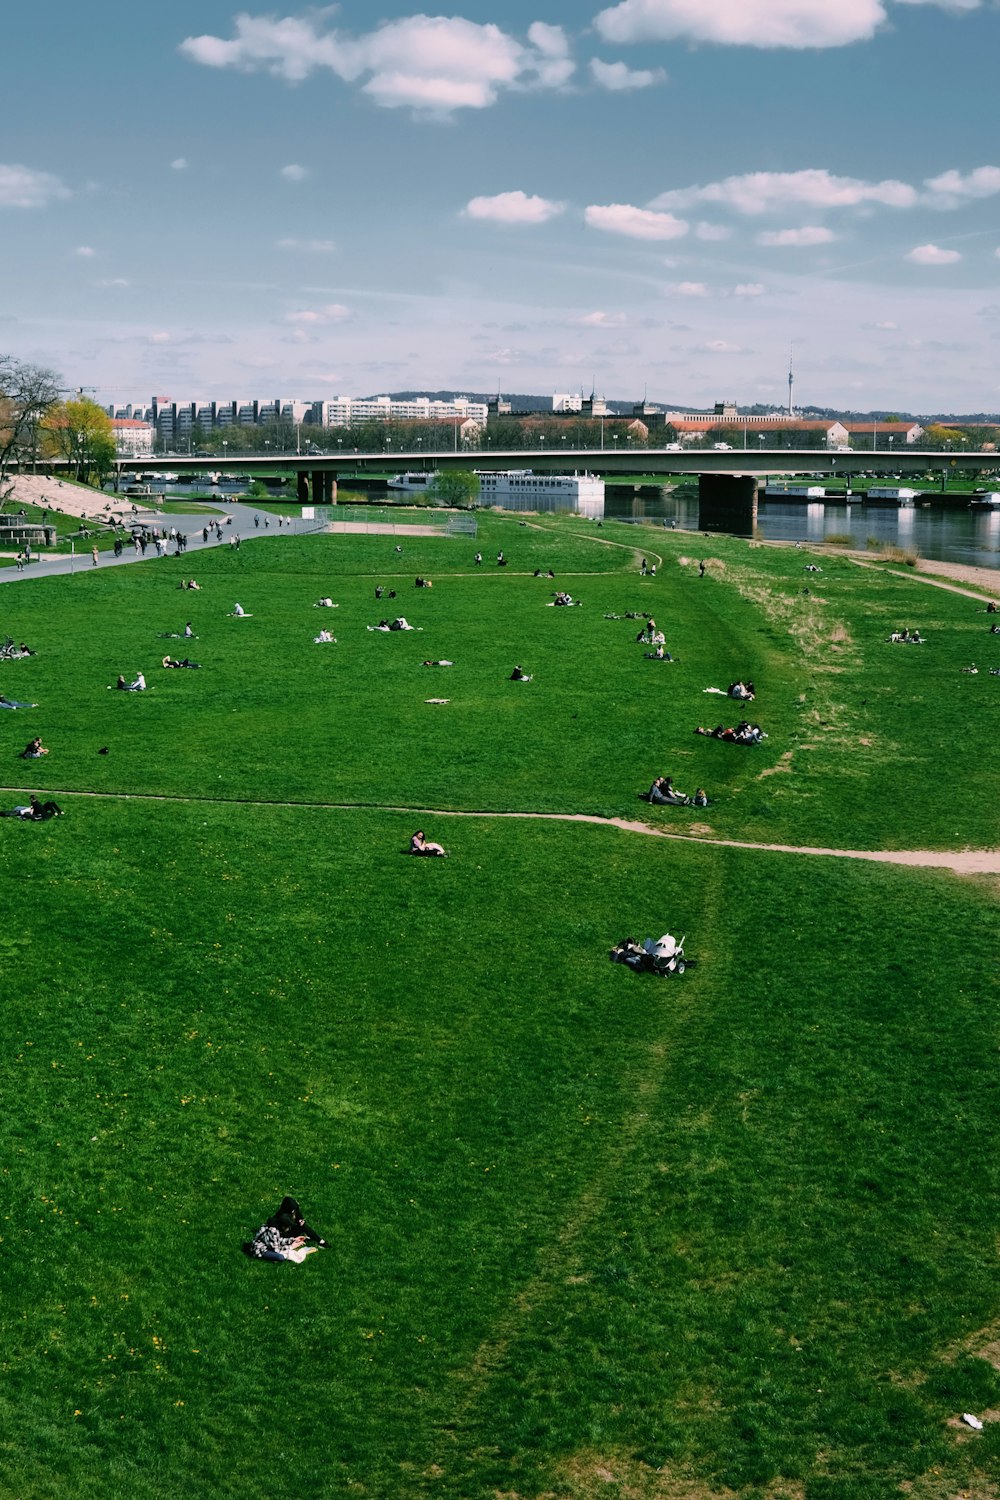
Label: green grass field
xmin=1 ymin=514 xmax=998 ymax=1500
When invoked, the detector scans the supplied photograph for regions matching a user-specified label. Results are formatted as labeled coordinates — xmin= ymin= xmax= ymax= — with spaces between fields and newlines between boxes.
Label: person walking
xmin=91 ymin=545 xmax=99 ymax=567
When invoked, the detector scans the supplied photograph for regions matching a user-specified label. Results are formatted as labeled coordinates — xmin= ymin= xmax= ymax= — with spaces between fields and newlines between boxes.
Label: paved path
xmin=3 ymin=785 xmax=997 ymax=877
xmin=0 ymin=502 xmax=315 ymax=585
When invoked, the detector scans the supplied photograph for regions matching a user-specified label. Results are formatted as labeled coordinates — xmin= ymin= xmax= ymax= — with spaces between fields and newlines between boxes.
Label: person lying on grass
xmin=19 ymin=736 xmax=48 ymax=759
xmin=161 ymin=656 xmax=202 ymax=669
xmin=409 ymin=830 xmax=447 ymax=856
xmin=888 ymin=628 xmax=924 ymax=643
xmin=422 ymin=659 xmax=454 ymax=667
xmin=550 ymin=591 xmax=579 ymax=606
xmin=645 ymin=644 xmax=674 ymax=661
xmin=0 ymin=693 xmax=37 ymax=709
xmin=1 ymin=796 xmax=61 ymax=820
xmin=695 ymin=722 xmax=766 ymax=745
xmin=314 ymin=597 xmax=338 ymax=608
xmin=242 ymin=1196 xmax=329 ymax=1263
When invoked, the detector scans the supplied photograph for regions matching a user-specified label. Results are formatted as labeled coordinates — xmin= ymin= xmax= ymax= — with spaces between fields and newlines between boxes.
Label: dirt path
xmin=7 ymin=785 xmax=998 ymax=876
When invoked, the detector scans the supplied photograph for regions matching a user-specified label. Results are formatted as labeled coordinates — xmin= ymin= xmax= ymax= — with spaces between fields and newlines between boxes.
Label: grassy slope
xmin=0 ymin=515 xmax=998 ymax=1499
xmin=1 ymin=514 xmax=998 ymax=849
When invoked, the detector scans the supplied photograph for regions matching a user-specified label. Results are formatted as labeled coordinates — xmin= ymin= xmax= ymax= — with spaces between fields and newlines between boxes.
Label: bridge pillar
xmin=698 ymin=473 xmax=758 ymax=537
xmin=297 ymin=470 xmax=309 ymax=504
xmin=311 ymin=469 xmax=337 ymax=505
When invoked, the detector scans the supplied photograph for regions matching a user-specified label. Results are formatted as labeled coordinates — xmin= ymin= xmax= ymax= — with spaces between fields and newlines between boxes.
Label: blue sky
xmin=4 ymin=1 xmax=1000 ymax=413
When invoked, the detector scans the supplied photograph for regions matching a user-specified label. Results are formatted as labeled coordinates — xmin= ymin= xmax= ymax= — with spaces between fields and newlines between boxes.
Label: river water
xmin=605 ymin=489 xmax=1000 ymax=572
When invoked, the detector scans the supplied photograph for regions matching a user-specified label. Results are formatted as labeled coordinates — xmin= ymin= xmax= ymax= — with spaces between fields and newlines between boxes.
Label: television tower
xmin=787 ymin=345 xmax=794 ymax=419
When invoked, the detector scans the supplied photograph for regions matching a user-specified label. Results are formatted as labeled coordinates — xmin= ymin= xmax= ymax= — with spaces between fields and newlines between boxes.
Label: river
xmin=604 ymin=489 xmax=1000 ymax=572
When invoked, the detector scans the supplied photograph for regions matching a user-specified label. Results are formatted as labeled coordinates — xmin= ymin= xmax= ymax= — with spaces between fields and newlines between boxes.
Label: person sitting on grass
xmin=127 ymin=672 xmax=146 ymax=692
xmin=648 ymin=776 xmax=691 ymax=806
xmin=693 ymin=788 xmax=709 ymax=808
xmin=409 ymin=830 xmax=447 ymax=857
xmin=414 ymin=577 xmax=433 ymax=589
xmin=509 ymin=665 xmax=533 ymax=681
xmin=315 ymin=598 xmax=337 ymax=608
xmin=230 ymin=603 xmax=251 ymax=617
xmin=728 ymin=680 xmax=755 ymax=700
xmin=645 ymin=644 xmax=673 ymax=660
xmin=19 ymin=736 xmax=48 ymax=759
xmin=242 ymin=1196 xmax=329 ymax=1263
xmin=313 ymin=630 xmax=335 ymax=644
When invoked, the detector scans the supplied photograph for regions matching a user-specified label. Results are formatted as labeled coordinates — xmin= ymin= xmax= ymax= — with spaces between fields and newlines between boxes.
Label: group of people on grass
xmin=648 ymin=777 xmax=708 ymax=808
xmin=695 ymin=721 xmax=766 ymax=745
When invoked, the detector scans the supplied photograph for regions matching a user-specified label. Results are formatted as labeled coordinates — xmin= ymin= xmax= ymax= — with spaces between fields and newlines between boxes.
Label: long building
xmin=109 ymin=394 xmax=489 ymax=439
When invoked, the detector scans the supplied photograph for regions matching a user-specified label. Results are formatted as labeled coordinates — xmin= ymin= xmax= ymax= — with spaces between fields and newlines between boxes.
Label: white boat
xmin=388 ymin=471 xmax=436 ymax=492
xmin=476 ymin=469 xmax=605 ymax=519
xmin=971 ymin=492 xmax=1000 ymax=507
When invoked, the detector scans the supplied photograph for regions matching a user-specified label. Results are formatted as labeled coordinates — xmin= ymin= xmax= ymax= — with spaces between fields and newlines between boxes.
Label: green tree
xmin=44 ymin=398 xmax=117 ymax=484
xmin=426 ymin=470 xmax=481 ymax=508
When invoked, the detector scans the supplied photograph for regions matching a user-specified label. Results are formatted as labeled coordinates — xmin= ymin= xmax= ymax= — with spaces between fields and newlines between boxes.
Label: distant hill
xmin=364 ymin=392 xmax=999 ymax=424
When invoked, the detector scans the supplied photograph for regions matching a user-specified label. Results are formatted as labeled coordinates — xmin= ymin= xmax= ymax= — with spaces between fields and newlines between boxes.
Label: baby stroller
xmin=610 ymin=933 xmax=687 ymax=976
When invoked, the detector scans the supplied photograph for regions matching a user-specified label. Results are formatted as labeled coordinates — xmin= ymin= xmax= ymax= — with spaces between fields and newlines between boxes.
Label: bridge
xmin=20 ymin=446 xmax=1000 ymax=534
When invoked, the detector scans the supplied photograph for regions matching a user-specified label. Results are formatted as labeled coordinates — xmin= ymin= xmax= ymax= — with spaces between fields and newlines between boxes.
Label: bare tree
xmin=0 ymin=356 xmax=61 ymax=511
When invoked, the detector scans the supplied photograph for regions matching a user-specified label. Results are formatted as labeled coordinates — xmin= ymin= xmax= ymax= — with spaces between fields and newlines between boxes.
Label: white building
xmin=112 ymin=420 xmax=155 ymax=457
xmin=311 ymin=395 xmax=488 ymax=427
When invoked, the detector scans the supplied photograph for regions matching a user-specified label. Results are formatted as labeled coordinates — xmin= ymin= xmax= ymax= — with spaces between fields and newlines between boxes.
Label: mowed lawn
xmin=0 ymin=515 xmax=998 ymax=1500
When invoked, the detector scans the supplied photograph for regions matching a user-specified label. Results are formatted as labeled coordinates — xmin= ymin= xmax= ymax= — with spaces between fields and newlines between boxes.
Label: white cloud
xmin=585 ymin=202 xmax=689 ymax=240
xmin=733 ymin=282 xmax=765 ymax=296
xmin=275 ymin=235 xmax=338 ymax=250
xmin=277 ymin=237 xmax=336 ymax=252
xmin=704 ymin=339 xmax=742 ymax=353
xmin=96 ymin=278 xmax=131 ymax=288
xmin=171 ymin=157 xmax=188 ymax=171
xmin=593 ymin=0 xmax=887 ymax=49
xmin=575 ymin=310 xmax=627 ymax=326
xmin=281 ymin=163 xmax=308 ymax=182
xmin=181 ymin=13 xmax=573 ymax=116
xmin=696 ymin=221 xmax=731 ymax=241
xmin=74 ymin=245 xmax=96 ymax=258
xmin=286 ymin=303 xmax=351 ymax=325
xmin=464 ymin=190 xmax=565 ymax=225
xmin=924 ymin=164 xmax=1000 ymax=207
xmin=149 ymin=332 xmax=171 ymax=344
xmin=590 ymin=57 xmax=666 ymax=89
xmin=0 ymin=163 xmax=70 ymax=209
xmin=653 ymin=167 xmax=916 ymax=215
xmin=905 ymin=243 xmax=962 ymax=264
xmin=757 ymin=226 xmax=836 ymax=246
xmin=673 ymin=281 xmax=709 ymax=296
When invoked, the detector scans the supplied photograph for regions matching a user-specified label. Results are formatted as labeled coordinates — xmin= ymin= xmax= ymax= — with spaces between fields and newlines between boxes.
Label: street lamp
xmin=758 ymin=433 xmax=765 ymax=451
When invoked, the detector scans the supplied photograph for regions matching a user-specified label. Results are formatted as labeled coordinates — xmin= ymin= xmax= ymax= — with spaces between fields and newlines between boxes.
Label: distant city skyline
xmin=4 ymin=3 xmax=1000 ymax=411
